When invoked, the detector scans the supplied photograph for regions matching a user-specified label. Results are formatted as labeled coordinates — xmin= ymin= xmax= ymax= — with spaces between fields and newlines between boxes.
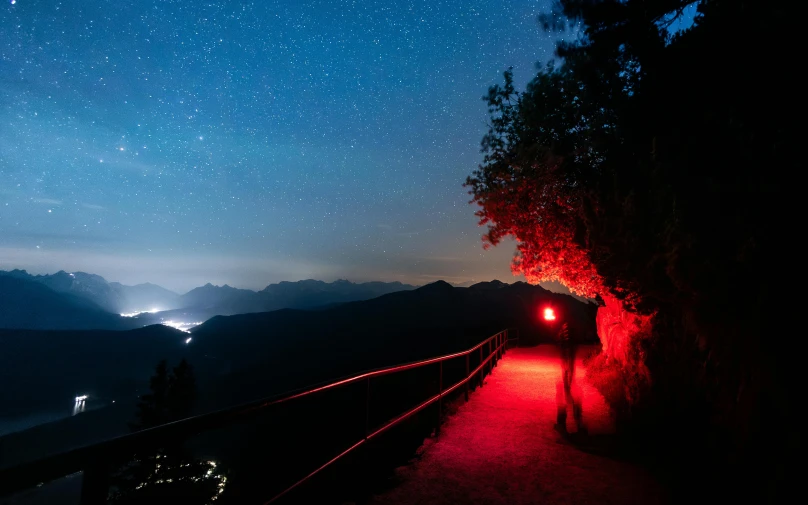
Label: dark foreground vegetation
xmin=107 ymin=345 xmax=495 ymax=504
xmin=466 ymin=0 xmax=797 ymax=502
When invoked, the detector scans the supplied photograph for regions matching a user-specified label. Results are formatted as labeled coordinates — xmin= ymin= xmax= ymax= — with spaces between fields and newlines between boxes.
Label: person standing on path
xmin=556 ymin=320 xmax=585 ymax=434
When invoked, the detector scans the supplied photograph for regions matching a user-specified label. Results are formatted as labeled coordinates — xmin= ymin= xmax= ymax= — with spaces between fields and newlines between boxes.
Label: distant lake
xmin=0 ymin=398 xmax=107 ymax=437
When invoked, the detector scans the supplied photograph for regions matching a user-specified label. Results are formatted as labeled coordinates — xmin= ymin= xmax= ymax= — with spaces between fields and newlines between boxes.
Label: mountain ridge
xmin=0 ymin=269 xmax=420 ymax=330
xmin=0 ymin=276 xmax=130 ymax=331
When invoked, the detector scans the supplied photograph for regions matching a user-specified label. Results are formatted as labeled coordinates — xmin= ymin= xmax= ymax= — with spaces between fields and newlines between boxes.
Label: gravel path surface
xmin=369 ymin=345 xmax=668 ymax=505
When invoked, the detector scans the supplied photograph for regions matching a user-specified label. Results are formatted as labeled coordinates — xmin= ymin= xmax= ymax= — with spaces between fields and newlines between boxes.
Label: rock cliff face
xmin=594 ymin=294 xmax=653 ymax=405
xmin=596 ymin=296 xmax=644 ymax=363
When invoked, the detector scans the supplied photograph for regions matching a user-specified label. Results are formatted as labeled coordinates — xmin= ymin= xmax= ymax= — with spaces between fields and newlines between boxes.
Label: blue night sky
xmin=0 ymin=0 xmax=563 ymax=292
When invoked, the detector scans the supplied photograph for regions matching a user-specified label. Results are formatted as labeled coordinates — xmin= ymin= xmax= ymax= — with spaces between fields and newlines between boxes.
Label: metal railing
xmin=0 ymin=329 xmax=518 ymax=504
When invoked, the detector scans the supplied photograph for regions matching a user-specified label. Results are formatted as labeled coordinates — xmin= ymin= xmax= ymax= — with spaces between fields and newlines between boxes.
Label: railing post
xmin=479 ymin=346 xmax=484 ymax=387
xmin=465 ymin=353 xmax=470 ymax=402
xmin=436 ymin=361 xmax=443 ymax=435
xmin=80 ymin=459 xmax=110 ymax=505
xmin=365 ymin=376 xmax=370 ymax=439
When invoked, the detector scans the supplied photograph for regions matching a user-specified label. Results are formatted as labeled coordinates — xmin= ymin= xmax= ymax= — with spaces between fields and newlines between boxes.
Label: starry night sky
xmin=1 ymin=0 xmax=563 ymax=292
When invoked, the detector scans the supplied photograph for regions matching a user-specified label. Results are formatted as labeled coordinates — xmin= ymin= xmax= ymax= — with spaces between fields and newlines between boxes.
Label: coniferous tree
xmin=111 ymin=359 xmax=225 ymax=504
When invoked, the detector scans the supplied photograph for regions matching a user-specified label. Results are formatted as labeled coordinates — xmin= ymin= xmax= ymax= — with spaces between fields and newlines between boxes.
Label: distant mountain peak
xmin=416 ymin=280 xmax=454 ymax=293
xmin=0 ymin=275 xmax=125 ymax=330
xmin=468 ymin=280 xmax=509 ymax=290
xmin=1 ymin=269 xmax=180 ymax=316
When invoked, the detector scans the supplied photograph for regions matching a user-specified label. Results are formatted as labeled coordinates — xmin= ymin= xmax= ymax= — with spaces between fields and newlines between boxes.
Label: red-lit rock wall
xmin=596 ymin=294 xmax=637 ymax=364
xmin=595 ymin=293 xmax=653 ymax=404
xmin=507 ymin=240 xmax=654 ymax=405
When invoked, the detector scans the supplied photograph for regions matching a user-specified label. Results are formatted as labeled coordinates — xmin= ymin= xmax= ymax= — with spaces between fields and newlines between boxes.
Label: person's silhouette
xmin=556 ymin=320 xmax=586 ymax=434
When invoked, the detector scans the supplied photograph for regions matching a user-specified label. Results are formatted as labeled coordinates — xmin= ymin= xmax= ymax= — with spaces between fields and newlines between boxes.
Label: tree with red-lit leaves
xmin=469 ymin=63 xmax=613 ymax=298
xmin=468 ymin=1 xmax=796 ymax=500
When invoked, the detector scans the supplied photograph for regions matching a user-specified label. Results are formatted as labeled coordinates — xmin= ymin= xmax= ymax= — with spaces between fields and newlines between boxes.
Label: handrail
xmin=0 ymin=329 xmax=516 ymax=504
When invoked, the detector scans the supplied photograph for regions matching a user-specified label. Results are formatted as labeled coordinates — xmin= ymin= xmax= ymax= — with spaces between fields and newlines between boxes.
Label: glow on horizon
xmin=120 ymin=308 xmax=162 ymax=317
xmin=162 ymin=320 xmax=203 ymax=333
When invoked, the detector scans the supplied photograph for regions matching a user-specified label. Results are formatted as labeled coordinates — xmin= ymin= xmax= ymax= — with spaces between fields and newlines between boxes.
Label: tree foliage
xmin=131 ymin=359 xmax=197 ymax=431
xmin=111 ymin=359 xmax=224 ymax=504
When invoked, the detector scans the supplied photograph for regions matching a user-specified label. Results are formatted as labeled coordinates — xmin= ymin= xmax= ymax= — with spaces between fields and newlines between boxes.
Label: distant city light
xmin=161 ymin=320 xmax=203 ymax=333
xmin=73 ymin=395 xmax=88 ymax=415
xmin=120 ymin=308 xmax=161 ymax=317
xmin=130 ymin=458 xmax=226 ymax=499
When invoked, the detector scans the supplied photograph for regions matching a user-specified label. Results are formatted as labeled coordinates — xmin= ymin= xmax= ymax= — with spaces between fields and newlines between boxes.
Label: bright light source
xmin=185 ymin=337 xmax=192 ymax=344
xmin=543 ymin=307 xmax=556 ymax=321
xmin=75 ymin=395 xmax=88 ymax=401
xmin=120 ymin=308 xmax=161 ymax=317
xmin=161 ymin=320 xmax=203 ymax=332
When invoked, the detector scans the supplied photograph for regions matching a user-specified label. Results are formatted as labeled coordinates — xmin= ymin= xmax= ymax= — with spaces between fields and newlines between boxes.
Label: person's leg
xmin=567 ymin=345 xmax=585 ymax=432
xmin=568 ymin=344 xmax=577 ymax=383
xmin=560 ymin=347 xmax=574 ymax=427
xmin=562 ymin=346 xmax=573 ymax=395
xmin=556 ymin=380 xmax=567 ymax=430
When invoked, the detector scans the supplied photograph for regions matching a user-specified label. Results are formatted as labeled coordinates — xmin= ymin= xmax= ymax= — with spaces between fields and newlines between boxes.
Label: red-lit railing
xmin=0 ymin=329 xmax=517 ymax=504
xmin=265 ymin=328 xmax=512 ymax=504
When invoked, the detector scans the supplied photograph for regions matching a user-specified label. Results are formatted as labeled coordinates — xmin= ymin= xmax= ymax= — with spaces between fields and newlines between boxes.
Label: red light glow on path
xmin=369 ymin=346 xmax=666 ymax=505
